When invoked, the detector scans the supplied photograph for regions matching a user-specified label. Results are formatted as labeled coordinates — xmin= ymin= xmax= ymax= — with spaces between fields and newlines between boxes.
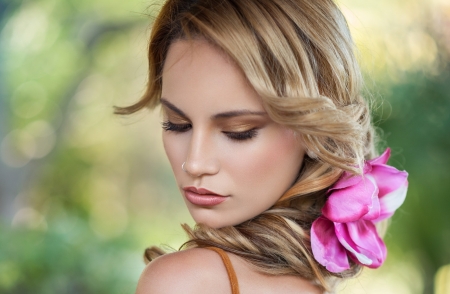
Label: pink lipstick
xmin=183 ymin=187 xmax=228 ymax=206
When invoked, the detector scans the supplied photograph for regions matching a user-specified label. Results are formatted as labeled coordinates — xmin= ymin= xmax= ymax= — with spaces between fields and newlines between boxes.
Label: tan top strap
xmin=205 ymin=247 xmax=240 ymax=294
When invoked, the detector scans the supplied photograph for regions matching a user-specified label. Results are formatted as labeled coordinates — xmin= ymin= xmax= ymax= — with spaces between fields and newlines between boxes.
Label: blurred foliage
xmin=379 ymin=68 xmax=450 ymax=293
xmin=0 ymin=0 xmax=449 ymax=293
xmin=0 ymin=220 xmax=139 ymax=294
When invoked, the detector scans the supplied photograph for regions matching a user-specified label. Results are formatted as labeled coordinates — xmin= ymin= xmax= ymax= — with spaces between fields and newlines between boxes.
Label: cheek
xmin=230 ymin=128 xmax=304 ymax=193
xmin=162 ymin=134 xmax=186 ymax=179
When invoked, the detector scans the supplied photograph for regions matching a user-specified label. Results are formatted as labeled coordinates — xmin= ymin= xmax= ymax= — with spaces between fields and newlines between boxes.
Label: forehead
xmin=161 ymin=40 xmax=265 ymax=113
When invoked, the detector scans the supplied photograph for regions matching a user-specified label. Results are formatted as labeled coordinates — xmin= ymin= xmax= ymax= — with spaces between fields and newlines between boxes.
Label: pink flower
xmin=311 ymin=148 xmax=408 ymax=273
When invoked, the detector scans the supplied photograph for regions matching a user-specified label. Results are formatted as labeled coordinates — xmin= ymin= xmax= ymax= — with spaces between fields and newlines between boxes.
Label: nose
xmin=183 ymin=130 xmax=220 ymax=177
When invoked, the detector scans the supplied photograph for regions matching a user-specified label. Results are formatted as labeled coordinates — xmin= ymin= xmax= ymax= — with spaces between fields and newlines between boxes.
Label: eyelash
xmin=223 ymin=129 xmax=258 ymax=141
xmin=161 ymin=121 xmax=258 ymax=141
xmin=161 ymin=121 xmax=191 ymax=132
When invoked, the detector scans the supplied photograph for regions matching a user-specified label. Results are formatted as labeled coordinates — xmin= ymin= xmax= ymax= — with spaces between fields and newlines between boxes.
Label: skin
xmin=136 ymin=248 xmax=321 ymax=294
xmin=161 ymin=40 xmax=306 ymax=228
xmin=136 ymin=40 xmax=320 ymax=293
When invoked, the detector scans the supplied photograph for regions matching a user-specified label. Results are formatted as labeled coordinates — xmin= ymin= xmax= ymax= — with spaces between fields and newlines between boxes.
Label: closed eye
xmin=162 ymin=120 xmax=259 ymax=141
xmin=223 ymin=129 xmax=258 ymax=141
xmin=161 ymin=121 xmax=191 ymax=132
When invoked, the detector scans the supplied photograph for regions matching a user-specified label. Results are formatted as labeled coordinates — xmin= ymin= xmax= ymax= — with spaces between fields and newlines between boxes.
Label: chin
xmin=191 ymin=213 xmax=240 ymax=229
xmin=194 ymin=218 xmax=229 ymax=229
xmin=188 ymin=205 xmax=254 ymax=229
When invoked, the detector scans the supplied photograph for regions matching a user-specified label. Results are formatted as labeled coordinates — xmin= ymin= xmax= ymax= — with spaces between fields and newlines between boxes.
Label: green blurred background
xmin=0 ymin=0 xmax=449 ymax=293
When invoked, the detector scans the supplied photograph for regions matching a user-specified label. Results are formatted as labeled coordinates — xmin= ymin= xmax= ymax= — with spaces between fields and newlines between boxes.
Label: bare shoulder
xmin=135 ymin=248 xmax=230 ymax=294
xmin=226 ymin=253 xmax=322 ymax=294
xmin=136 ymin=247 xmax=322 ymax=294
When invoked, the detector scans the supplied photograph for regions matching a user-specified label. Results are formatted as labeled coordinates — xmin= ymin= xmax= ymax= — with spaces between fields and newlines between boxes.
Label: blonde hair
xmin=116 ymin=0 xmax=376 ymax=291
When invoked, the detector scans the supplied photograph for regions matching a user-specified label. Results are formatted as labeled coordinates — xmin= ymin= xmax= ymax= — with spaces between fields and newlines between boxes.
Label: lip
xmin=183 ymin=186 xmax=228 ymax=206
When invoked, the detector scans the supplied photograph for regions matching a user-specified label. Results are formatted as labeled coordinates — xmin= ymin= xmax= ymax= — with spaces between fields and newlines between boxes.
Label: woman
xmin=116 ymin=0 xmax=409 ymax=293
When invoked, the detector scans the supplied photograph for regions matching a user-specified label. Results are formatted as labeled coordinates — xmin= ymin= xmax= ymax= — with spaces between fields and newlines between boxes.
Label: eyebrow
xmin=161 ymin=98 xmax=187 ymax=117
xmin=160 ymin=98 xmax=267 ymax=120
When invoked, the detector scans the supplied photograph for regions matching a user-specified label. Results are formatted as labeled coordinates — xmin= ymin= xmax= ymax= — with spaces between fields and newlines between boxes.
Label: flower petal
xmin=370 ymin=164 xmax=409 ymax=197
xmin=374 ymin=180 xmax=408 ymax=222
xmin=323 ymin=176 xmax=378 ymax=223
xmin=329 ymin=171 xmax=362 ymax=191
xmin=362 ymin=175 xmax=381 ymax=221
xmin=311 ymin=217 xmax=350 ymax=273
xmin=335 ymin=220 xmax=387 ymax=268
xmin=368 ymin=148 xmax=390 ymax=166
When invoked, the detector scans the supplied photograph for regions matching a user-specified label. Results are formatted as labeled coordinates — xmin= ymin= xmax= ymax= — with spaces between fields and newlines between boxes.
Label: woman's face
xmin=161 ymin=40 xmax=305 ymax=228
